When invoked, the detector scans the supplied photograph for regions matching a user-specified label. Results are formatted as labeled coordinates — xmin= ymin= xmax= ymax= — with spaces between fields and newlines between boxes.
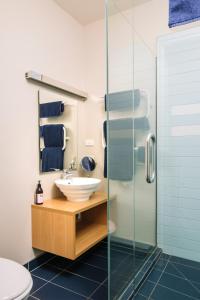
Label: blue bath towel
xmin=41 ymin=147 xmax=64 ymax=172
xmin=105 ymin=90 xmax=140 ymax=112
xmin=103 ymin=117 xmax=149 ymax=144
xmin=136 ymin=146 xmax=145 ymax=164
xmin=104 ymin=119 xmax=134 ymax=181
xmin=40 ymin=101 xmax=64 ymax=118
xmin=42 ymin=124 xmax=64 ymax=147
xmin=169 ymin=0 xmax=200 ymax=27
xmin=135 ymin=117 xmax=149 ymax=130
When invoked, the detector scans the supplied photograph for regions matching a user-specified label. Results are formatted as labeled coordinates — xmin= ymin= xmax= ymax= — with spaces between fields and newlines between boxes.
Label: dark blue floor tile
xmin=29 ymin=253 xmax=55 ymax=271
xmin=135 ymin=251 xmax=148 ymax=259
xmin=31 ymin=264 xmax=61 ymax=281
xmin=101 ymin=237 xmax=108 ymax=244
xmin=80 ymin=253 xmax=108 ymax=270
xmin=33 ymin=282 xmax=86 ymax=300
xmin=170 ymin=261 xmax=200 ymax=283
xmin=110 ymin=248 xmax=130 ymax=262
xmin=160 ymin=253 xmax=170 ymax=260
xmin=159 ymin=272 xmax=200 ymax=299
xmin=52 ymin=270 xmax=99 ymax=297
xmin=132 ymin=293 xmax=147 ymax=299
xmin=154 ymin=258 xmax=168 ymax=271
xmin=110 ymin=244 xmax=134 ymax=255
xmin=151 ymin=284 xmax=193 ymax=300
xmin=67 ymin=261 xmax=108 ymax=283
xmin=90 ymin=284 xmax=107 ymax=300
xmin=147 ymin=269 xmax=162 ymax=283
xmin=170 ymin=256 xmax=200 ymax=270
xmin=164 ymin=262 xmax=185 ymax=278
xmin=90 ymin=245 xmax=107 ymax=257
xmin=138 ymin=280 xmax=155 ymax=298
xmin=112 ymin=255 xmax=140 ymax=282
xmin=135 ymin=242 xmax=154 ymax=253
xmin=104 ymin=274 xmax=129 ymax=295
xmin=47 ymin=255 xmax=72 ymax=270
xmin=191 ymin=281 xmax=200 ymax=292
xmin=31 ymin=275 xmax=47 ymax=294
xmin=111 ymin=241 xmax=133 ymax=250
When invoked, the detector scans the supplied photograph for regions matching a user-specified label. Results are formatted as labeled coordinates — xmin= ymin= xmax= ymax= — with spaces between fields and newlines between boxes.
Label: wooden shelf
xmin=76 ymin=222 xmax=107 ymax=257
xmin=32 ymin=192 xmax=108 ymax=260
xmin=32 ymin=192 xmax=107 ymax=214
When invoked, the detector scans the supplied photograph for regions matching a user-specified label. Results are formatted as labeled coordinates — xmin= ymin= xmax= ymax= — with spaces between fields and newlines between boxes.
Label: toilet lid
xmin=0 ymin=258 xmax=33 ymax=300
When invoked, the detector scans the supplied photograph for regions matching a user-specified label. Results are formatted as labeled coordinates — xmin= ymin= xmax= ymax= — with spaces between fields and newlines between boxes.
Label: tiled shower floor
xmin=133 ymin=253 xmax=200 ymax=300
xmin=27 ymin=241 xmax=200 ymax=300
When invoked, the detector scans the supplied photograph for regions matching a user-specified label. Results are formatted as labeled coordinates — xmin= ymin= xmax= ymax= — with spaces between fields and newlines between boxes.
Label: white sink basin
xmin=55 ymin=177 xmax=101 ymax=202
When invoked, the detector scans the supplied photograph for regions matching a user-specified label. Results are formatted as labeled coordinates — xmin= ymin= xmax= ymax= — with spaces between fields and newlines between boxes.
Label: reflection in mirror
xmin=81 ymin=156 xmax=96 ymax=172
xmin=39 ymin=89 xmax=78 ymax=173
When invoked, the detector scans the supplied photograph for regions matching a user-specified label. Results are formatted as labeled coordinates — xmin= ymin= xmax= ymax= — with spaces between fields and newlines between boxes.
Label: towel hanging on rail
xmin=105 ymin=90 xmax=140 ymax=112
xmin=40 ymin=101 xmax=64 ymax=118
xmin=42 ymin=124 xmax=64 ymax=148
xmin=41 ymin=147 xmax=64 ymax=172
xmin=103 ymin=118 xmax=134 ymax=181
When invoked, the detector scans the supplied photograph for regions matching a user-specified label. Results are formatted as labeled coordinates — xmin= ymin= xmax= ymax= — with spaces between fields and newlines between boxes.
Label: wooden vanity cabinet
xmin=31 ymin=192 xmax=107 ymax=260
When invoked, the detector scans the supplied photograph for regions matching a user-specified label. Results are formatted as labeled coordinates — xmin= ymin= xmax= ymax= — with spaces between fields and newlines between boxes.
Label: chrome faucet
xmin=62 ymin=169 xmax=73 ymax=179
xmin=69 ymin=157 xmax=77 ymax=171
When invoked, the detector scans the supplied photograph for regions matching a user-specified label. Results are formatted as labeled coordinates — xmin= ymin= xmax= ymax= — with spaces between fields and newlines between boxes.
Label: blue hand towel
xmin=169 ymin=0 xmax=200 ymax=27
xmin=42 ymin=124 xmax=64 ymax=147
xmin=40 ymin=101 xmax=64 ymax=118
xmin=105 ymin=90 xmax=140 ymax=112
xmin=41 ymin=147 xmax=64 ymax=172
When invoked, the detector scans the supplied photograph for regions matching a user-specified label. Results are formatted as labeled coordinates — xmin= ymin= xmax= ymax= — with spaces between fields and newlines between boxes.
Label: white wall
xmin=0 ymin=0 xmax=85 ymax=264
xmin=157 ymin=27 xmax=200 ymax=262
xmin=78 ymin=19 xmax=106 ymax=191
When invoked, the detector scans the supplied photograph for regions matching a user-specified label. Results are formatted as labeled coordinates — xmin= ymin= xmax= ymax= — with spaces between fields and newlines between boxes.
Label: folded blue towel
xmin=42 ymin=124 xmax=64 ymax=147
xmin=169 ymin=0 xmax=200 ymax=27
xmin=105 ymin=90 xmax=140 ymax=112
xmin=40 ymin=101 xmax=64 ymax=118
xmin=41 ymin=147 xmax=64 ymax=172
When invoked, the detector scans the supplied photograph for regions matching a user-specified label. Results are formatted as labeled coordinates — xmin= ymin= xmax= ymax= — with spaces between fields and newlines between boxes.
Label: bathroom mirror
xmin=39 ymin=89 xmax=78 ymax=173
xmin=80 ymin=156 xmax=96 ymax=172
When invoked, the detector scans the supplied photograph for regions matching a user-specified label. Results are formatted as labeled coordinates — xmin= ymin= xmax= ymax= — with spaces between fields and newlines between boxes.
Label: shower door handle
xmin=145 ymin=133 xmax=156 ymax=184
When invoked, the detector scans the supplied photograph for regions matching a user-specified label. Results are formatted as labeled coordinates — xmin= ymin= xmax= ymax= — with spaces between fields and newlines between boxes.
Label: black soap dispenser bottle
xmin=35 ymin=180 xmax=43 ymax=205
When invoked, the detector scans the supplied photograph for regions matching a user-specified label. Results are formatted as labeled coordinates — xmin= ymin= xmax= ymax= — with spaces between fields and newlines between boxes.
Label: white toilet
xmin=0 ymin=258 xmax=33 ymax=300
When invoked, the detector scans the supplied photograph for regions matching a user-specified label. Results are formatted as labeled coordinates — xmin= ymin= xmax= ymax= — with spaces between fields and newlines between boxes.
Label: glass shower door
xmin=133 ymin=33 xmax=157 ymax=273
xmin=106 ymin=1 xmax=157 ymax=299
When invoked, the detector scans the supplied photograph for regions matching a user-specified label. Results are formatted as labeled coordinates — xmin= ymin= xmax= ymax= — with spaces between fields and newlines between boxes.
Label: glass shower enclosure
xmin=105 ymin=1 xmax=157 ymax=298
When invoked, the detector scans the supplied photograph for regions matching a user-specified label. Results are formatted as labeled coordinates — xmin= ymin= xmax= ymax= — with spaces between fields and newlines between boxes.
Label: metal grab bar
xmin=145 ymin=133 xmax=156 ymax=183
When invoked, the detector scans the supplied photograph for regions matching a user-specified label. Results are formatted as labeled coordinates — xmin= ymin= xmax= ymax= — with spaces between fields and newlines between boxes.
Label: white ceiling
xmin=54 ymin=0 xmax=149 ymax=25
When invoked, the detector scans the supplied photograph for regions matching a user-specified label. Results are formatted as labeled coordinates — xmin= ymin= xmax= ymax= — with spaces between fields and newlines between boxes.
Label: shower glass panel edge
xmin=105 ymin=1 xmax=159 ymax=299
